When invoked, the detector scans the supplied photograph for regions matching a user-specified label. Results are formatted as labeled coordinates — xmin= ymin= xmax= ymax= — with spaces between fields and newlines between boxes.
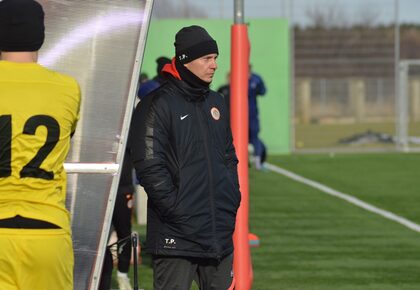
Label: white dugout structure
xmin=37 ymin=0 xmax=153 ymax=289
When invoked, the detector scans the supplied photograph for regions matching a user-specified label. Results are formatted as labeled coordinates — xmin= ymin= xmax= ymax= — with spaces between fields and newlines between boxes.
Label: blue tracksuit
xmin=248 ymin=73 xmax=266 ymax=162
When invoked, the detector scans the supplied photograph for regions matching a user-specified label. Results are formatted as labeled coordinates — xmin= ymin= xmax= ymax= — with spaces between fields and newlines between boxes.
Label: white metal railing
xmin=64 ymin=163 xmax=119 ymax=174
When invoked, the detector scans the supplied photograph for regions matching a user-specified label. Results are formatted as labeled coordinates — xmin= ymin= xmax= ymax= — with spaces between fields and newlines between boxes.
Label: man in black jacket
xmin=129 ymin=25 xmax=241 ymax=290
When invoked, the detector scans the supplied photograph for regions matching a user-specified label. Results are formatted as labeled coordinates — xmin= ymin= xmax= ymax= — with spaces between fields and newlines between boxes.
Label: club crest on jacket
xmin=211 ymin=107 xmax=220 ymax=120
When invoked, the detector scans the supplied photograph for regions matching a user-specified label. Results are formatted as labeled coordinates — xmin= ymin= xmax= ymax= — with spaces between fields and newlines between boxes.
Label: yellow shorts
xmin=0 ymin=228 xmax=74 ymax=290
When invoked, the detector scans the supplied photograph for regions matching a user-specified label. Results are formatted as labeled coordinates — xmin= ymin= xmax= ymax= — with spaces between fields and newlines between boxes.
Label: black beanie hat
xmin=0 ymin=0 xmax=45 ymax=52
xmin=175 ymin=25 xmax=218 ymax=64
xmin=156 ymin=56 xmax=171 ymax=75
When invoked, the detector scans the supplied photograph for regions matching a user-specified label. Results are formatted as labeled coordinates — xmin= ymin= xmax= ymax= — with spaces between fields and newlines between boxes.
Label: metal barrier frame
xmin=63 ymin=0 xmax=154 ymax=288
xmin=397 ymin=59 xmax=420 ymax=152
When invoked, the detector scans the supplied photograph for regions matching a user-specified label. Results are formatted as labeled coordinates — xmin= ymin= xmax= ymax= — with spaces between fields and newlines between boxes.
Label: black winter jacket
xmin=129 ymin=75 xmax=241 ymax=259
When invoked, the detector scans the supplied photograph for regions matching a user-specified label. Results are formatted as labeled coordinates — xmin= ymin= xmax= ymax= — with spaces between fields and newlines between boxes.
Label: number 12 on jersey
xmin=0 ymin=114 xmax=60 ymax=180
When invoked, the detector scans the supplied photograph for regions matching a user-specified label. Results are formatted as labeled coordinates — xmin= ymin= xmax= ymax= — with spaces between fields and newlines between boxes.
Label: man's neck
xmin=1 ymin=51 xmax=38 ymax=63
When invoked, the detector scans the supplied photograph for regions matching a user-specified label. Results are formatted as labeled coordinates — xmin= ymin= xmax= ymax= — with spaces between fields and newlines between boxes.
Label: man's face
xmin=184 ymin=53 xmax=218 ymax=83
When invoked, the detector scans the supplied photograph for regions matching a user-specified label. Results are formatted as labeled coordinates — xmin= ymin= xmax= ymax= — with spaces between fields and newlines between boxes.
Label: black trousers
xmin=152 ymin=254 xmax=234 ymax=290
xmin=113 ymin=192 xmax=133 ymax=273
xmin=99 ymin=192 xmax=134 ymax=290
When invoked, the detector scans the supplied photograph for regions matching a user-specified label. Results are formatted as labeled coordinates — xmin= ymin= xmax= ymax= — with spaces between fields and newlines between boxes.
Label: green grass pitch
xmin=119 ymin=153 xmax=420 ymax=289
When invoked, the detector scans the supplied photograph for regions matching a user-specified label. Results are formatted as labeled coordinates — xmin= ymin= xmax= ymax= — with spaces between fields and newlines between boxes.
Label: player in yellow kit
xmin=0 ymin=1 xmax=81 ymax=289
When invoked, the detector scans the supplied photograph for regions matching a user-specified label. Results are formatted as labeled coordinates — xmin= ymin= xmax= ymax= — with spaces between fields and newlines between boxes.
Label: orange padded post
xmin=230 ymin=23 xmax=252 ymax=290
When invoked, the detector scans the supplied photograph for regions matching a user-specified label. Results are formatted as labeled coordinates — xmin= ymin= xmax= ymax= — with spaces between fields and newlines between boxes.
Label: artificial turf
xmin=119 ymin=153 xmax=420 ymax=289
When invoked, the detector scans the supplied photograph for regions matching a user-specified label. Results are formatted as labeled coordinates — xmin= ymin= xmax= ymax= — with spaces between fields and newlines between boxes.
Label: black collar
xmin=175 ymin=59 xmax=211 ymax=89
xmin=167 ymin=74 xmax=209 ymax=102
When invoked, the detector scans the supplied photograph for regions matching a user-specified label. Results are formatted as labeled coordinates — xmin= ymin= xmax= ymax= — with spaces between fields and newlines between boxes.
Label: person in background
xmin=0 ymin=1 xmax=81 ymax=289
xmin=217 ymin=71 xmax=231 ymax=110
xmin=217 ymin=65 xmax=268 ymax=170
xmin=100 ymin=59 xmax=173 ymax=290
xmin=99 ymin=152 xmax=135 ymax=290
xmin=129 ymin=25 xmax=241 ymax=290
xmin=137 ymin=56 xmax=171 ymax=100
xmin=139 ymin=72 xmax=149 ymax=84
xmin=112 ymin=154 xmax=135 ymax=290
xmin=248 ymin=65 xmax=267 ymax=170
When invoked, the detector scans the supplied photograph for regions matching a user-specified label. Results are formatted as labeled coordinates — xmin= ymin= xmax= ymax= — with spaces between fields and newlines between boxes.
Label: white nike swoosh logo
xmin=180 ymin=114 xmax=189 ymax=120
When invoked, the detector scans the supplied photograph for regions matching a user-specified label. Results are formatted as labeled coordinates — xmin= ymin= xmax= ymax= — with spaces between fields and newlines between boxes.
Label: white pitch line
xmin=265 ymin=163 xmax=420 ymax=233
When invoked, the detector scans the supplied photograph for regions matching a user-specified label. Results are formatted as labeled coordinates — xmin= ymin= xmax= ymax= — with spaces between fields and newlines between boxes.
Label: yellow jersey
xmin=0 ymin=60 xmax=81 ymax=233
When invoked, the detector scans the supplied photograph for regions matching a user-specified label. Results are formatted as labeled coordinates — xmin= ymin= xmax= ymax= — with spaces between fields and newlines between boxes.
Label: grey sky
xmin=188 ymin=0 xmax=420 ymax=25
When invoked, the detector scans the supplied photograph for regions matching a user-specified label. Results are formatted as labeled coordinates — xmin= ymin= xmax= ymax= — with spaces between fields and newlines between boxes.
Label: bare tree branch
xmin=354 ymin=2 xmax=381 ymax=27
xmin=152 ymin=0 xmax=208 ymax=19
xmin=305 ymin=0 xmax=349 ymax=28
